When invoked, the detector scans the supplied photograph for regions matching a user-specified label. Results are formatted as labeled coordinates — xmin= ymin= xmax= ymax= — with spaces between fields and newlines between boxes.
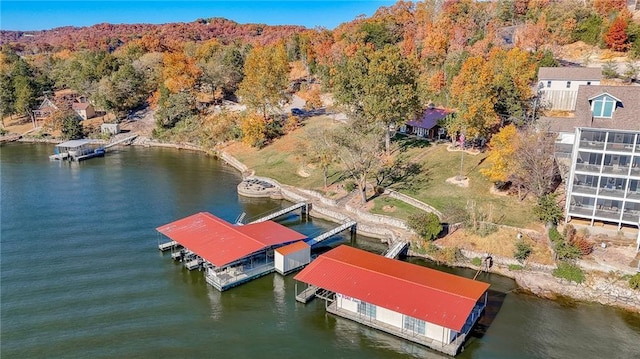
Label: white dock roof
xmin=55 ymin=139 xmax=93 ymax=148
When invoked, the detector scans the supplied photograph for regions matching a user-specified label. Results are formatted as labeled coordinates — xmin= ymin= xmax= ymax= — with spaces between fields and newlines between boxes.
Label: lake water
xmin=1 ymin=143 xmax=639 ymax=359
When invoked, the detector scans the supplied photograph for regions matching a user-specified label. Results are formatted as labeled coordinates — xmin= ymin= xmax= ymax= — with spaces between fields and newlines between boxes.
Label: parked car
xmin=291 ymin=108 xmax=304 ymax=116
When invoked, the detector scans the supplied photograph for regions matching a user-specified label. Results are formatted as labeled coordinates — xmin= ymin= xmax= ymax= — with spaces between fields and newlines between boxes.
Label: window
xmin=547 ymin=80 xmax=551 ymax=88
xmin=357 ymin=301 xmax=376 ymax=318
xmin=566 ymin=81 xmax=571 ymax=88
xmin=403 ymin=316 xmax=426 ymax=335
xmin=591 ymin=95 xmax=616 ymax=118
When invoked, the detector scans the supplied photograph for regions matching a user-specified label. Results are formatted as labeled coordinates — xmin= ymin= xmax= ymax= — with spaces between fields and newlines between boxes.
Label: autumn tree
xmin=200 ymin=111 xmax=242 ymax=149
xmin=510 ymin=126 xmax=558 ymax=200
xmin=332 ymin=45 xmax=421 ymax=154
xmin=331 ymin=116 xmax=385 ymax=203
xmin=302 ymin=126 xmax=337 ymax=189
xmin=237 ymin=43 xmax=289 ymax=119
xmin=162 ymin=52 xmax=201 ymax=93
xmin=450 ymin=56 xmax=498 ymax=137
xmin=240 ymin=112 xmax=268 ymax=148
xmin=604 ymin=16 xmax=630 ymax=52
xmin=480 ymin=124 xmax=518 ymax=184
xmin=489 ymin=48 xmax=537 ymax=122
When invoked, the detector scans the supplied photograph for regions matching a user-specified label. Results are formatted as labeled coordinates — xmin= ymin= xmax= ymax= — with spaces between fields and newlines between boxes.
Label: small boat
xmin=50 ymin=139 xmax=105 ymax=161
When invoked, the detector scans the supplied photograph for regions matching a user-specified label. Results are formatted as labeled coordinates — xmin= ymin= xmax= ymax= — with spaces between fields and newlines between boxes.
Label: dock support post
xmin=350 ymin=223 xmax=357 ymax=243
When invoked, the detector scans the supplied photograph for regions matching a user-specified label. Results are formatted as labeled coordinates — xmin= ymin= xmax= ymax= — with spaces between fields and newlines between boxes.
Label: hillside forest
xmin=1 ymin=0 xmax=639 ymax=207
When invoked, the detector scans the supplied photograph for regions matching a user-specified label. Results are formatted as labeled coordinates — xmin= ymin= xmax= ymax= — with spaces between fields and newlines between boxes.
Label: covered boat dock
xmin=294 ymin=245 xmax=490 ymax=356
xmin=157 ymin=212 xmax=307 ymax=291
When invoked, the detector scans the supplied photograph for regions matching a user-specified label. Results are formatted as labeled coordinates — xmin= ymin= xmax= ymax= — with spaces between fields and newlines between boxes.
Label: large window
xmin=357 ymin=301 xmax=376 ymax=318
xmin=591 ymin=95 xmax=617 ymax=118
xmin=403 ymin=316 xmax=426 ymax=335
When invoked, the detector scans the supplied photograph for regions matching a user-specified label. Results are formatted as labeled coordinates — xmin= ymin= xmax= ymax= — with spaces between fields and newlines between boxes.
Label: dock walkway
xmin=383 ymin=240 xmax=409 ymax=259
xmin=306 ymin=220 xmax=356 ymax=247
xmin=244 ymin=202 xmax=308 ymax=224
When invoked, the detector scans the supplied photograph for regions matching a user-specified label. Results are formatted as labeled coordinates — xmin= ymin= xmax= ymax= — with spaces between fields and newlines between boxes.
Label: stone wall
xmin=386 ymin=189 xmax=443 ymax=219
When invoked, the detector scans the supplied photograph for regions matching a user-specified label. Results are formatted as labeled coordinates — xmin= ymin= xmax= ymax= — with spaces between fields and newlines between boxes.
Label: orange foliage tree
xmin=162 ymin=52 xmax=201 ymax=93
xmin=449 ymin=56 xmax=498 ymax=137
xmin=480 ymin=124 xmax=518 ymax=183
xmin=604 ymin=16 xmax=630 ymax=52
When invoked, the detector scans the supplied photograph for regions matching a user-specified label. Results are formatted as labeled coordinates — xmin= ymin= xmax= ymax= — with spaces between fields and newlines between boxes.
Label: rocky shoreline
xmin=7 ymin=135 xmax=639 ymax=313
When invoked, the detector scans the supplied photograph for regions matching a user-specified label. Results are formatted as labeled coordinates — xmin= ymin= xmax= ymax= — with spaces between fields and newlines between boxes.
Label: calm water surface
xmin=1 ymin=143 xmax=639 ymax=359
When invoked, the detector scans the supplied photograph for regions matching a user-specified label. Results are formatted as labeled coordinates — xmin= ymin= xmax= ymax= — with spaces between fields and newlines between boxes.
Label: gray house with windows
xmin=553 ymin=85 xmax=640 ymax=251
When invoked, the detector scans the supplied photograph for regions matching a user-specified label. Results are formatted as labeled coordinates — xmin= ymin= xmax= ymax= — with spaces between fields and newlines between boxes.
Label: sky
xmin=0 ymin=1 xmax=398 ymax=31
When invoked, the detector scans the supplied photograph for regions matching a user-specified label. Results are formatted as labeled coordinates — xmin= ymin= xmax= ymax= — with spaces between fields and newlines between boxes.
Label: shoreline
xmin=8 ymin=134 xmax=640 ymax=313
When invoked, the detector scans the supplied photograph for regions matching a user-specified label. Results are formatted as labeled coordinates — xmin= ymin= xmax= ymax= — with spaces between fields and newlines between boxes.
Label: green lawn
xmin=226 ymin=116 xmax=339 ymax=190
xmin=227 ymin=118 xmax=538 ymax=229
xmin=373 ymin=140 xmax=537 ymax=228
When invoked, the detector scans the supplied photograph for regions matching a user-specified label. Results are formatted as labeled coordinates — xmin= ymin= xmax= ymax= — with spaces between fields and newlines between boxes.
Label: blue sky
xmin=0 ymin=1 xmax=397 ymax=31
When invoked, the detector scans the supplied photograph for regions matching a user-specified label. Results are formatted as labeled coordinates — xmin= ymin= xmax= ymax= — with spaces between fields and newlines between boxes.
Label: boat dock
xmin=158 ymin=240 xmax=179 ymax=251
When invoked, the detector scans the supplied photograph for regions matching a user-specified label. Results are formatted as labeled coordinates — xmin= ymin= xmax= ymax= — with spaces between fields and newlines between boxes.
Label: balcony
xmin=601 ymin=165 xmax=629 ymax=176
xmin=598 ymin=186 xmax=627 ymax=199
xmin=572 ymin=184 xmax=598 ymax=196
xmin=578 ymin=140 xmax=605 ymax=151
xmin=574 ymin=163 xmax=601 ymax=173
xmin=606 ymin=142 xmax=637 ymax=153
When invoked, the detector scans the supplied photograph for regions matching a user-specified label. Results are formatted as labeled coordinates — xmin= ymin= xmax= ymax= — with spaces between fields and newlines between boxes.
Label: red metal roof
xmin=156 ymin=212 xmax=307 ymax=267
xmin=275 ymin=241 xmax=310 ymax=255
xmin=294 ymin=245 xmax=490 ymax=332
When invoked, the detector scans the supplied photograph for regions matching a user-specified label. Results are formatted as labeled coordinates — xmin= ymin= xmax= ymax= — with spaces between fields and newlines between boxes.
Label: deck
xmin=205 ymin=263 xmax=275 ymax=291
xmin=295 ymin=285 xmax=318 ymax=303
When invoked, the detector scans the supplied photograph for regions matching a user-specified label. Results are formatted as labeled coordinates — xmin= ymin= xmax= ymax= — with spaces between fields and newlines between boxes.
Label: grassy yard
xmin=373 ymin=138 xmax=539 ymax=229
xmin=225 ymin=117 xmax=540 ymax=230
xmin=224 ymin=116 xmax=340 ymax=190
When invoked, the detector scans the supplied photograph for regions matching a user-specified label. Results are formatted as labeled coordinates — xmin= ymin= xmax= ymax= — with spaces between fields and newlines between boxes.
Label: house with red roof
xmin=294 ymin=245 xmax=490 ymax=356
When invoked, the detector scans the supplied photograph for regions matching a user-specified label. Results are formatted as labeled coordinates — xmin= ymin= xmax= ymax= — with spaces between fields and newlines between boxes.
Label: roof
xmin=156 ymin=212 xmax=307 ymax=267
xmin=294 ymin=245 xmax=490 ymax=332
xmin=275 ymin=241 xmax=310 ymax=255
xmin=55 ymin=139 xmax=93 ymax=148
xmin=538 ymin=67 xmax=602 ymax=81
xmin=72 ymin=102 xmax=92 ymax=110
xmin=406 ymin=107 xmax=453 ymax=129
xmin=541 ymin=85 xmax=640 ymax=133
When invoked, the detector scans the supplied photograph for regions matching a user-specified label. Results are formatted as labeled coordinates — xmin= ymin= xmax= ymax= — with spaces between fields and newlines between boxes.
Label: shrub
xmin=552 ymin=262 xmax=585 ymax=283
xmin=508 ymin=264 xmax=524 ymax=271
xmin=514 ymin=239 xmax=532 ymax=262
xmin=533 ymin=193 xmax=563 ymax=225
xmin=549 ymin=226 xmax=563 ymax=244
xmin=344 ymin=181 xmax=356 ymax=192
xmin=471 ymin=257 xmax=482 ymax=266
xmin=407 ymin=212 xmax=443 ymax=241
xmin=555 ymin=242 xmax=582 ymax=261
xmin=629 ymin=274 xmax=640 ymax=290
xmin=570 ymin=235 xmax=593 ymax=256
